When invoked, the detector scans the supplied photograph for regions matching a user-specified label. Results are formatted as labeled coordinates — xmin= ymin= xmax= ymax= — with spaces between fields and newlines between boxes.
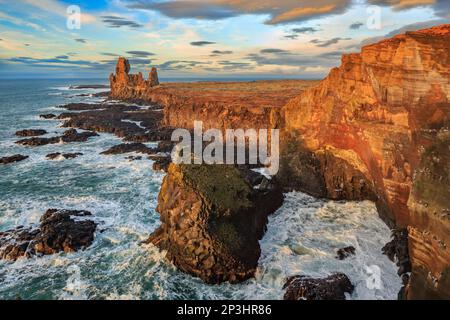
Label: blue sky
xmin=0 ymin=0 xmax=449 ymax=79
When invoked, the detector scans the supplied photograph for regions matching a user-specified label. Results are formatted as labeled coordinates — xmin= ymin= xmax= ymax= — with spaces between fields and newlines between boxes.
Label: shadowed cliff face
xmin=278 ymin=24 xmax=450 ymax=299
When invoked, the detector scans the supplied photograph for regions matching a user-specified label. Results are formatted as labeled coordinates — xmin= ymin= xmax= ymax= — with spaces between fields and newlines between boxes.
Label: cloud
xmin=24 ymin=44 xmax=31 ymax=46
xmin=126 ymin=0 xmax=352 ymax=25
xmin=190 ymin=41 xmax=216 ymax=46
xmin=157 ymin=60 xmax=209 ymax=70
xmin=55 ymin=55 xmax=69 ymax=59
xmin=367 ymin=0 xmax=450 ymax=17
xmin=350 ymin=22 xmax=364 ymax=29
xmin=217 ymin=60 xmax=252 ymax=70
xmin=101 ymin=53 xmax=120 ymax=57
xmin=212 ymin=50 xmax=233 ymax=55
xmin=75 ymin=39 xmax=87 ymax=43
xmin=101 ymin=15 xmax=143 ymax=28
xmin=246 ymin=50 xmax=337 ymax=68
xmin=210 ymin=50 xmax=233 ymax=56
xmin=7 ymin=56 xmax=102 ymax=68
xmin=312 ymin=37 xmax=351 ymax=47
xmin=260 ymin=48 xmax=291 ymax=54
xmin=126 ymin=50 xmax=155 ymax=57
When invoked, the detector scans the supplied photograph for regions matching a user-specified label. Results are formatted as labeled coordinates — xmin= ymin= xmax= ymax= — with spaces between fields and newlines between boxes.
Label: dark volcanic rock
xmin=283 ymin=273 xmax=354 ymax=300
xmin=46 ymin=152 xmax=83 ymax=160
xmin=56 ymin=103 xmax=164 ymax=142
xmin=40 ymin=113 xmax=57 ymax=119
xmin=0 ymin=154 xmax=29 ymax=165
xmin=125 ymin=155 xmax=142 ymax=161
xmin=147 ymin=163 xmax=284 ymax=284
xmin=15 ymin=129 xmax=97 ymax=146
xmin=382 ymin=228 xmax=411 ymax=276
xmin=336 ymin=246 xmax=356 ymax=260
xmin=15 ymin=129 xmax=47 ymax=137
xmin=100 ymin=143 xmax=154 ymax=155
xmin=151 ymin=156 xmax=171 ymax=172
xmin=0 ymin=209 xmax=96 ymax=261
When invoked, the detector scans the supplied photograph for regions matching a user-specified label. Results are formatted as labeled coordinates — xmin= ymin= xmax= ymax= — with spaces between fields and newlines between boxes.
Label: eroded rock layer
xmin=277 ymin=24 xmax=450 ymax=299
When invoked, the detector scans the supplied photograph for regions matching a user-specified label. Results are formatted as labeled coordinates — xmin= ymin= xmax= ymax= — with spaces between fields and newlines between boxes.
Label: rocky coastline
xmin=106 ymin=24 xmax=450 ymax=299
xmin=5 ymin=23 xmax=449 ymax=300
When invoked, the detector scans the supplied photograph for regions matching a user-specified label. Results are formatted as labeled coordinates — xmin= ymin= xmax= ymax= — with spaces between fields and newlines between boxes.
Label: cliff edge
xmin=278 ymin=24 xmax=450 ymax=299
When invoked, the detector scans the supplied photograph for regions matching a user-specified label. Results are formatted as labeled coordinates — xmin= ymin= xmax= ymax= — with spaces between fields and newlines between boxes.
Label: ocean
xmin=0 ymin=79 xmax=402 ymax=300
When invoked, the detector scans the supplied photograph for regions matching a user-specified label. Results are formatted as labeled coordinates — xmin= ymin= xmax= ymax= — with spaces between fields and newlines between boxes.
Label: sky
xmin=0 ymin=0 xmax=449 ymax=79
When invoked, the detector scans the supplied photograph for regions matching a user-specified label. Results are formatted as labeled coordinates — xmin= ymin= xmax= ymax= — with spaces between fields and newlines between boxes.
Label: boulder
xmin=283 ymin=273 xmax=354 ymax=300
xmin=336 ymin=246 xmax=356 ymax=260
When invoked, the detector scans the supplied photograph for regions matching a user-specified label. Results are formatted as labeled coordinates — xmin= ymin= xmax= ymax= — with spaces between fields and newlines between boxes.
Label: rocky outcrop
xmin=0 ymin=209 xmax=96 ymax=261
xmin=277 ymin=24 xmax=450 ymax=299
xmin=15 ymin=129 xmax=98 ymax=146
xmin=100 ymin=143 xmax=154 ymax=155
xmin=56 ymin=102 xmax=170 ymax=143
xmin=148 ymin=163 xmax=283 ymax=284
xmin=15 ymin=129 xmax=47 ymax=137
xmin=149 ymin=67 xmax=159 ymax=87
xmin=336 ymin=246 xmax=356 ymax=260
xmin=109 ymin=57 xmax=160 ymax=100
xmin=46 ymin=152 xmax=83 ymax=160
xmin=0 ymin=154 xmax=29 ymax=165
xmin=40 ymin=114 xmax=56 ymax=119
xmin=283 ymin=273 xmax=354 ymax=300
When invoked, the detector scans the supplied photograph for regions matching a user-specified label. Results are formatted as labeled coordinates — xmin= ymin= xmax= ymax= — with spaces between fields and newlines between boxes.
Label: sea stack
xmin=149 ymin=67 xmax=159 ymax=87
xmin=110 ymin=57 xmax=160 ymax=100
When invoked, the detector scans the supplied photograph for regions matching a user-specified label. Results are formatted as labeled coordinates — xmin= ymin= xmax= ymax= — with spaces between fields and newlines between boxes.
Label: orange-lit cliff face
xmin=109 ymin=25 xmax=450 ymax=299
xmin=279 ymin=24 xmax=450 ymax=299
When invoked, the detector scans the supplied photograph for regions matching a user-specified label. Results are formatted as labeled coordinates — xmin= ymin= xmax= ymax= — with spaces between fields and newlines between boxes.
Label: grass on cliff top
xmin=177 ymin=164 xmax=253 ymax=214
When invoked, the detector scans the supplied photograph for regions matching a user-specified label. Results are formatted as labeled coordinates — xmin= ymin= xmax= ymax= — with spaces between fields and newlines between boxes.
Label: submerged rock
xmin=336 ymin=246 xmax=356 ymax=260
xmin=46 ymin=152 xmax=83 ymax=160
xmin=0 ymin=209 xmax=96 ymax=261
xmin=0 ymin=154 xmax=29 ymax=165
xmin=147 ymin=163 xmax=283 ymax=284
xmin=283 ymin=273 xmax=354 ymax=300
xmin=40 ymin=113 xmax=57 ymax=119
xmin=15 ymin=129 xmax=47 ymax=137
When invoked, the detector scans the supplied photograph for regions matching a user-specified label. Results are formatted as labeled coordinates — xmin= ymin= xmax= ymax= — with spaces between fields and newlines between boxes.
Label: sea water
xmin=0 ymin=79 xmax=401 ymax=300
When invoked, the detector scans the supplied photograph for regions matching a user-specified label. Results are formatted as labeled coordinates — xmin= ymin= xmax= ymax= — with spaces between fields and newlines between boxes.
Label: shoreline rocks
xmin=46 ymin=152 xmax=83 ymax=160
xmin=0 ymin=209 xmax=96 ymax=261
xmin=100 ymin=143 xmax=154 ymax=155
xmin=283 ymin=273 xmax=355 ymax=300
xmin=15 ymin=129 xmax=47 ymax=137
xmin=15 ymin=129 xmax=98 ymax=146
xmin=0 ymin=154 xmax=29 ymax=165
xmin=147 ymin=163 xmax=283 ymax=284
xmin=40 ymin=114 xmax=56 ymax=119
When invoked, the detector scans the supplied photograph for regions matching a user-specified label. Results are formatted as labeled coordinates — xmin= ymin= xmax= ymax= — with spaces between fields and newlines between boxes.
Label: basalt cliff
xmin=278 ymin=24 xmax=450 ymax=299
xmin=110 ymin=24 xmax=450 ymax=299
